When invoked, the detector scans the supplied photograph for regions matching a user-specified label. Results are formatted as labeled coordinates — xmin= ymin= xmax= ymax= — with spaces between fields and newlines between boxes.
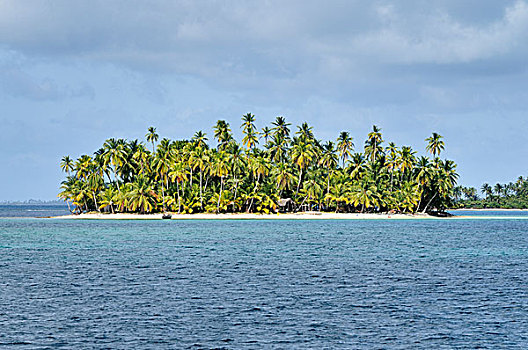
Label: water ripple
xmin=0 ymin=218 xmax=527 ymax=348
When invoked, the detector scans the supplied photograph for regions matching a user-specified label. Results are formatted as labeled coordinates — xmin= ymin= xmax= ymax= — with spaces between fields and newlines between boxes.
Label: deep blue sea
xmin=1 ymin=207 xmax=527 ymax=349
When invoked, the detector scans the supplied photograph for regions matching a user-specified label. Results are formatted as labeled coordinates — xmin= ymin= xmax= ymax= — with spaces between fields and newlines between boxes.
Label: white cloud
xmin=1 ymin=0 xmax=527 ymax=83
xmin=350 ymin=0 xmax=528 ymax=64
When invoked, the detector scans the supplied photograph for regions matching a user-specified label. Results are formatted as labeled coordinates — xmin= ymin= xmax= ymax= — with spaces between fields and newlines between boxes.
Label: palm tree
xmin=350 ymin=178 xmax=378 ymax=213
xmin=261 ymin=126 xmax=272 ymax=144
xmin=153 ymin=138 xmax=173 ymax=212
xmin=267 ymin=133 xmax=289 ymax=164
xmin=72 ymin=181 xmax=91 ymax=212
xmin=74 ymin=155 xmax=93 ymax=181
xmin=318 ymin=141 xmax=338 ymax=196
xmin=242 ymin=128 xmax=259 ymax=150
xmin=132 ymin=143 xmax=150 ymax=176
xmin=128 ymin=176 xmax=157 ymax=213
xmin=348 ymin=153 xmax=366 ymax=180
xmin=58 ymin=176 xmax=80 ymax=213
xmin=87 ymin=165 xmax=103 ymax=212
xmin=272 ymin=163 xmax=295 ymax=196
xmin=494 ymin=183 xmax=504 ymax=198
xmin=241 ymin=113 xmax=256 ymax=131
xmin=211 ymin=151 xmax=229 ymax=213
xmin=241 ymin=113 xmax=259 ymax=149
xmin=271 ymin=116 xmax=291 ymax=139
xmin=192 ymin=131 xmax=208 ymax=148
xmin=169 ymin=161 xmax=188 ymax=213
xmin=98 ymin=187 xmax=117 ymax=213
xmin=481 ymin=183 xmax=492 ymax=200
xmin=336 ymin=131 xmax=354 ymax=168
xmin=325 ymin=183 xmax=350 ymax=213
xmin=291 ymin=140 xmax=315 ymax=196
xmin=214 ymin=120 xmax=232 ymax=149
xmin=299 ymin=178 xmax=322 ymax=210
xmin=397 ymin=146 xmax=416 ymax=180
xmin=190 ymin=145 xmax=209 ymax=210
xmin=60 ymin=156 xmax=74 ymax=175
xmin=385 ymin=142 xmax=399 ymax=191
xmin=296 ymin=122 xmax=314 ymax=143
xmin=226 ymin=142 xmax=246 ymax=211
xmin=146 ymin=127 xmax=159 ymax=153
xmin=397 ymin=181 xmax=421 ymax=213
xmin=415 ymin=156 xmax=432 ymax=210
xmin=422 ymin=159 xmax=458 ymax=212
xmin=425 ymin=132 xmax=445 ymax=157
xmin=365 ymin=125 xmax=383 ymax=162
xmin=247 ymin=154 xmax=270 ymax=212
xmin=60 ymin=156 xmax=75 ymax=212
xmin=103 ymin=138 xmax=126 ymax=187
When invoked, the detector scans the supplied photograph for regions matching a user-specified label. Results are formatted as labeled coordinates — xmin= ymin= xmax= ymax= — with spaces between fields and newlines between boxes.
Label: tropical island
xmin=453 ymin=177 xmax=528 ymax=209
xmin=58 ymin=114 xmax=459 ymax=217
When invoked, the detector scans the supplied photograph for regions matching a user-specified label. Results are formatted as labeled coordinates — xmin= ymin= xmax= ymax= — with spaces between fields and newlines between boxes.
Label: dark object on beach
xmin=162 ymin=213 xmax=172 ymax=219
xmin=429 ymin=211 xmax=453 ymax=217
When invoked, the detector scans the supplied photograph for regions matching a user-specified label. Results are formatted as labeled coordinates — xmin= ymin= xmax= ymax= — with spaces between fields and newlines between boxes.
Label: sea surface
xmin=449 ymin=209 xmax=528 ymax=217
xmin=1 ymin=207 xmax=527 ymax=348
xmin=0 ymin=204 xmax=70 ymax=218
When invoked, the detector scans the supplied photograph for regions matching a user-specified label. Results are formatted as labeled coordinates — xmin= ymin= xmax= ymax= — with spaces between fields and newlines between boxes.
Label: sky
xmin=1 ymin=0 xmax=528 ymax=201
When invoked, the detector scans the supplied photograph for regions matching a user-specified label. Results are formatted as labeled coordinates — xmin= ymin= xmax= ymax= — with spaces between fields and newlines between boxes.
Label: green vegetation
xmin=454 ymin=177 xmax=528 ymax=209
xmin=58 ymin=115 xmax=458 ymax=214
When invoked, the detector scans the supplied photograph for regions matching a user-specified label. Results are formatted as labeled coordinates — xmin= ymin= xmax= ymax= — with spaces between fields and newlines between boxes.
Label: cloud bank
xmin=1 ymin=1 xmax=527 ymax=199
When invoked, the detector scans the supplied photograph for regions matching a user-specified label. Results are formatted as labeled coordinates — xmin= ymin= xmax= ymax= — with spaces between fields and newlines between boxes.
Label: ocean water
xmin=1 ymin=214 xmax=527 ymax=348
xmin=0 ymin=204 xmax=69 ymax=218
xmin=449 ymin=209 xmax=528 ymax=217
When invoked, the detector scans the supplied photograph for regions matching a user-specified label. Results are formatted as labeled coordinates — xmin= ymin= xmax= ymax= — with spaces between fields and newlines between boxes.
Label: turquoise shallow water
xmin=1 ymin=216 xmax=528 ymax=349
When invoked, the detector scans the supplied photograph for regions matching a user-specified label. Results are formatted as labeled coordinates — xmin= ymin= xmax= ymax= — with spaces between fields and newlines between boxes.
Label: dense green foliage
xmin=58 ymin=115 xmax=458 ymax=214
xmin=454 ymin=177 xmax=528 ymax=209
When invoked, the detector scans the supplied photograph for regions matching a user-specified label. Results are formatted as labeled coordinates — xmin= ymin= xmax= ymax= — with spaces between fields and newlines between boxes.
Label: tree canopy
xmin=59 ymin=115 xmax=458 ymax=214
xmin=454 ymin=176 xmax=528 ymax=209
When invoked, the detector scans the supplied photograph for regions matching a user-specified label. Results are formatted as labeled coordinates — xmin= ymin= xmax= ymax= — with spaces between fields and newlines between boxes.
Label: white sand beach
xmin=52 ymin=212 xmax=439 ymax=220
xmin=450 ymin=208 xmax=525 ymax=211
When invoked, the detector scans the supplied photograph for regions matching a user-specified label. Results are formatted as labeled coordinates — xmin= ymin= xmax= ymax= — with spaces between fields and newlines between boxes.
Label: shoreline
xmin=449 ymin=208 xmax=526 ymax=211
xmin=50 ymin=212 xmax=440 ymax=220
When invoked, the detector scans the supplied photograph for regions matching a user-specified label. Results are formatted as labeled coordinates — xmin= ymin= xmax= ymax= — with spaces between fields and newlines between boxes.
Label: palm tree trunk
xmin=114 ymin=171 xmax=121 ymax=196
xmin=248 ymin=174 xmax=260 ymax=213
xmin=176 ymin=180 xmax=181 ymax=213
xmin=422 ymin=193 xmax=437 ymax=213
xmin=200 ymin=170 xmax=203 ymax=209
xmin=326 ymin=173 xmax=331 ymax=198
xmin=164 ymin=176 xmax=169 ymax=212
xmin=92 ymin=191 xmax=99 ymax=212
xmin=416 ymin=190 xmax=423 ymax=213
xmin=233 ymin=177 xmax=238 ymax=212
xmin=295 ymin=168 xmax=303 ymax=196
xmin=216 ymin=177 xmax=224 ymax=213
xmin=161 ymin=179 xmax=166 ymax=212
